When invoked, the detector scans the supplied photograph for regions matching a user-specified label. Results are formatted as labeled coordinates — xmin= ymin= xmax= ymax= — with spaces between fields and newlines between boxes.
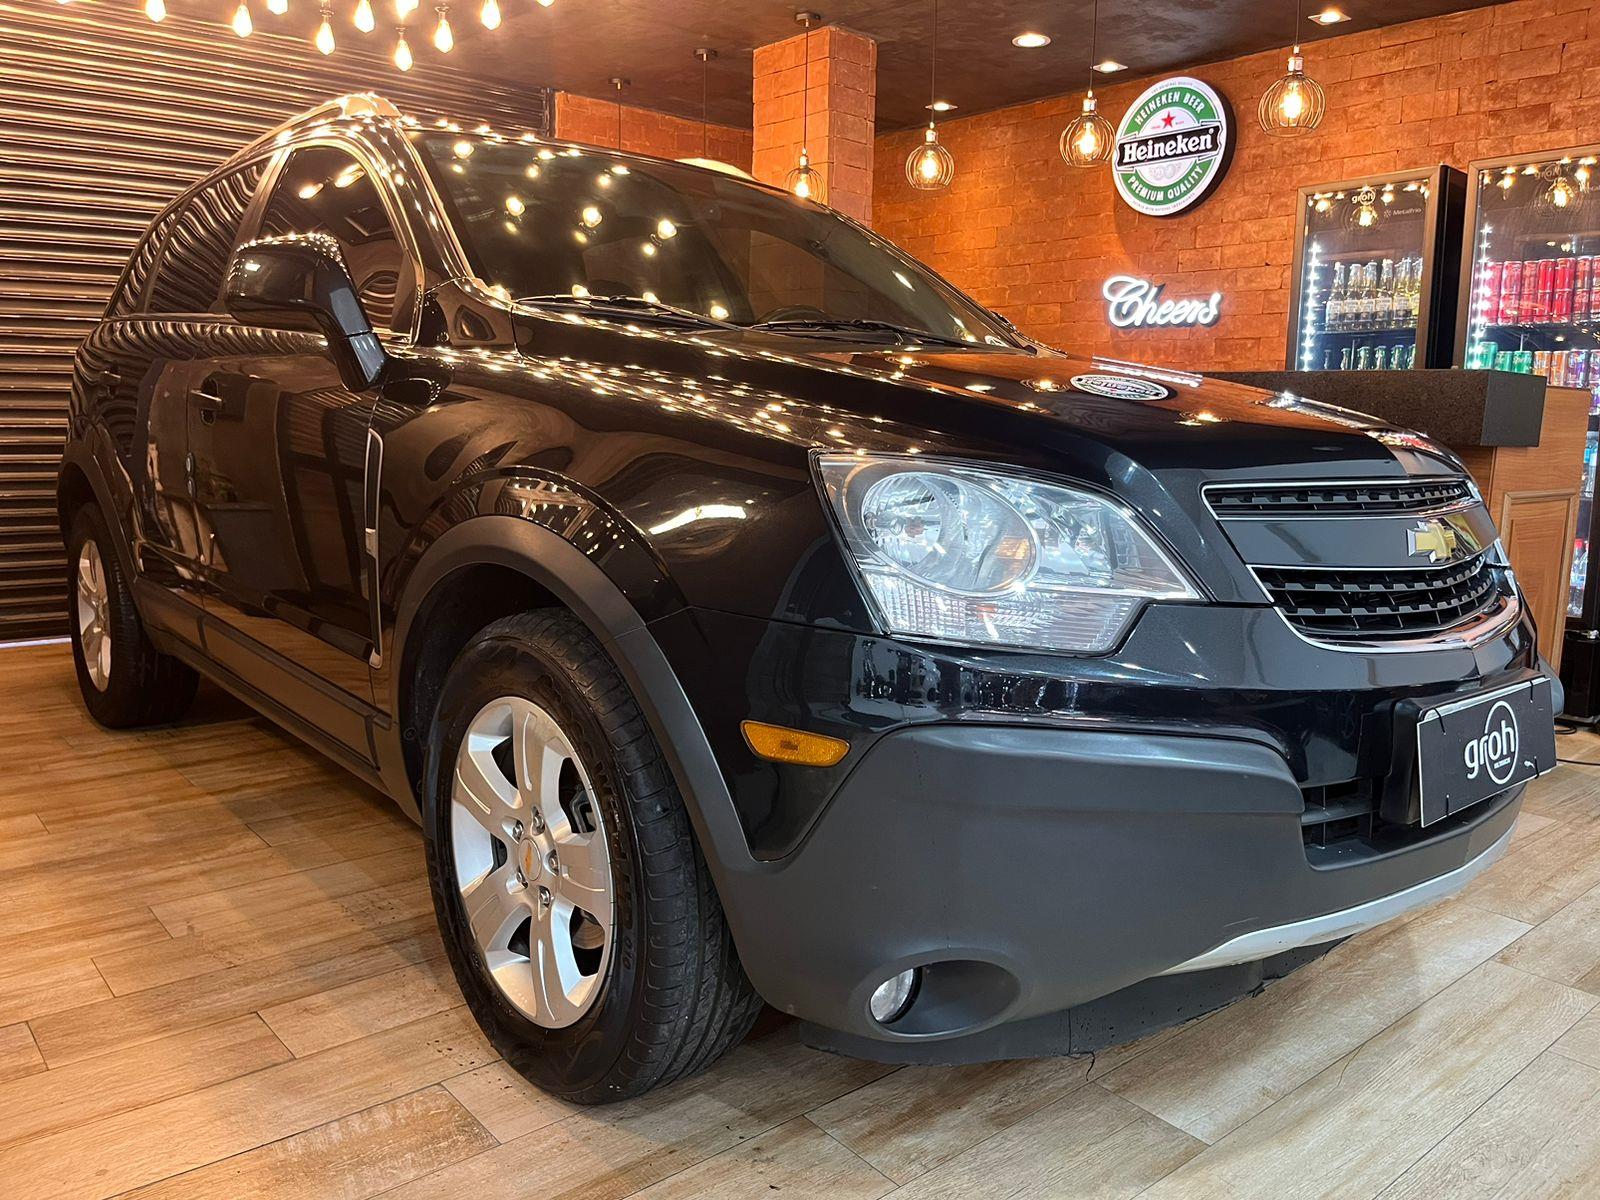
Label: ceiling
xmin=441 ymin=0 xmax=1500 ymax=131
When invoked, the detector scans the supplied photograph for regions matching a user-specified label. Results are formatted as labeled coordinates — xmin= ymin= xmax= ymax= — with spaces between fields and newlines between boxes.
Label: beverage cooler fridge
xmin=1457 ymin=145 xmax=1600 ymax=718
xmin=1287 ymin=165 xmax=1467 ymax=371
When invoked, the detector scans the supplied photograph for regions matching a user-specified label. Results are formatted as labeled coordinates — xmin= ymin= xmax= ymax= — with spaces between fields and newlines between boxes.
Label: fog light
xmin=869 ymin=968 xmax=920 ymax=1025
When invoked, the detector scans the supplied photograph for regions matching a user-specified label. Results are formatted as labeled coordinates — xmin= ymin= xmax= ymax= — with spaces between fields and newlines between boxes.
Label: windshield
xmin=414 ymin=132 xmax=1016 ymax=346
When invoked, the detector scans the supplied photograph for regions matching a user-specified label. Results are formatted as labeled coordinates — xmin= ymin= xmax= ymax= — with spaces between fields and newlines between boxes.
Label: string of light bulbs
xmin=131 ymin=0 xmax=554 ymax=65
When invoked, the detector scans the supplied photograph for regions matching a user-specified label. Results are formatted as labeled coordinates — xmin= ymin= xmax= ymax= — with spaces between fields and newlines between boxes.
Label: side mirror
xmin=225 ymin=234 xmax=390 ymax=391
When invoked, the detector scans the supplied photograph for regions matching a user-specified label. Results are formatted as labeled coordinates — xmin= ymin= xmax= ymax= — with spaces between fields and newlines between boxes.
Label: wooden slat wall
xmin=0 ymin=0 xmax=550 ymax=641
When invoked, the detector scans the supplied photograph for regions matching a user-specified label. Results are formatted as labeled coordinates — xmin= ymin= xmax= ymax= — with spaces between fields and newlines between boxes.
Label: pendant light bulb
xmin=267 ymin=0 xmax=287 ymax=14
xmin=906 ymin=125 xmax=955 ymax=190
xmin=393 ymin=25 xmax=413 ymax=69
xmin=354 ymin=0 xmax=375 ymax=31
xmin=1259 ymin=39 xmax=1327 ymax=136
xmin=144 ymin=0 xmax=165 ymax=21
xmin=432 ymin=4 xmax=453 ymax=51
xmin=905 ymin=0 xmax=956 ymax=189
xmin=785 ymin=13 xmax=826 ymax=205
xmin=395 ymin=0 xmax=417 ymax=17
xmin=1059 ymin=0 xmax=1116 ymax=168
xmin=231 ymin=2 xmax=253 ymax=36
xmin=315 ymin=9 xmax=336 ymax=52
xmin=480 ymin=0 xmax=499 ymax=28
xmin=785 ymin=151 xmax=826 ymax=203
xmin=1061 ymin=91 xmax=1115 ymax=167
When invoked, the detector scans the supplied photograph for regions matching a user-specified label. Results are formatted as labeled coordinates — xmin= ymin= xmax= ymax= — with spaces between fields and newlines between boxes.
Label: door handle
xmin=188 ymin=382 xmax=225 ymax=421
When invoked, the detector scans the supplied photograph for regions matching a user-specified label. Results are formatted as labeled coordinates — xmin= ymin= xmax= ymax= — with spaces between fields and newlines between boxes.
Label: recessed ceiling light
xmin=1309 ymin=7 xmax=1348 ymax=23
xmin=1093 ymin=59 xmax=1126 ymax=73
xmin=927 ymin=100 xmax=957 ymax=112
xmin=1012 ymin=31 xmax=1051 ymax=48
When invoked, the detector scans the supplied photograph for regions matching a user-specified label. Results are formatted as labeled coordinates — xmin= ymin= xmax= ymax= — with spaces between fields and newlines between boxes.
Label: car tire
xmin=66 ymin=505 xmax=199 ymax=728
xmin=423 ymin=610 xmax=762 ymax=1103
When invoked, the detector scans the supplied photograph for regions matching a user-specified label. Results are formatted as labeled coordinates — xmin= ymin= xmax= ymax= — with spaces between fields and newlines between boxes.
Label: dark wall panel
xmin=0 ymin=0 xmax=549 ymax=641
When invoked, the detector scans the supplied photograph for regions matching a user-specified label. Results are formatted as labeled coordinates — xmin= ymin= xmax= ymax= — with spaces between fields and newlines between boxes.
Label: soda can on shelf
xmin=1578 ymin=257 xmax=1594 ymax=323
xmin=1573 ymin=349 xmax=1590 ymax=387
xmin=1536 ymin=259 xmax=1558 ymax=323
xmin=1535 ymin=350 xmax=1552 ymax=378
xmin=1498 ymin=262 xmax=1523 ymax=324
xmin=1556 ymin=257 xmax=1577 ymax=323
xmin=1494 ymin=349 xmax=1514 ymax=371
xmin=1518 ymin=349 xmax=1537 ymax=374
xmin=1553 ymin=350 xmax=1570 ymax=386
xmin=1522 ymin=260 xmax=1543 ymax=322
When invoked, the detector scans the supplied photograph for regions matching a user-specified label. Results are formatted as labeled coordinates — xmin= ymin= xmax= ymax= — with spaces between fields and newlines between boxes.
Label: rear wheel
xmin=66 ymin=505 xmax=198 ymax=728
xmin=423 ymin=610 xmax=762 ymax=1103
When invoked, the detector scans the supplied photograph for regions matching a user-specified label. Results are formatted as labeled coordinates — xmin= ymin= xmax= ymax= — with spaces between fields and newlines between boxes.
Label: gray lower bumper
xmin=720 ymin=722 xmax=1526 ymax=1049
xmin=1161 ymin=824 xmax=1515 ymax=975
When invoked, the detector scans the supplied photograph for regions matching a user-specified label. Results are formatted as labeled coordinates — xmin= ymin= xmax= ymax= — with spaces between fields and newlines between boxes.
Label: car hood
xmin=504 ymin=308 xmax=1454 ymax=484
xmin=794 ymin=342 xmax=1454 ymax=481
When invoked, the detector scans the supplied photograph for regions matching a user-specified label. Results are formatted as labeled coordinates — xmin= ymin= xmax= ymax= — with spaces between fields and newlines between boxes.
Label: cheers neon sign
xmin=1103 ymin=275 xmax=1223 ymax=329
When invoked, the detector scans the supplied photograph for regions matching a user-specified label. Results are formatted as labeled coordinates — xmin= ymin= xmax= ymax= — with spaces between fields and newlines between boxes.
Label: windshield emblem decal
xmin=1070 ymin=374 xmax=1172 ymax=401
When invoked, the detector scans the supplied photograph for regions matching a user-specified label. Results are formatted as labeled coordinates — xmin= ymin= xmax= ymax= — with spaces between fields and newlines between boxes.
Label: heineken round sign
xmin=1113 ymin=76 xmax=1233 ymax=218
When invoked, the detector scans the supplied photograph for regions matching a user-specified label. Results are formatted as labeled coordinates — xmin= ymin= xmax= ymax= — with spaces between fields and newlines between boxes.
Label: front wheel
xmin=422 ymin=610 xmax=761 ymax=1103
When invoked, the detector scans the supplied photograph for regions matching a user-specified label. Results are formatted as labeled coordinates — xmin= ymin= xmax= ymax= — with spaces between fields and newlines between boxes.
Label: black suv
xmin=60 ymin=94 xmax=1557 ymax=1100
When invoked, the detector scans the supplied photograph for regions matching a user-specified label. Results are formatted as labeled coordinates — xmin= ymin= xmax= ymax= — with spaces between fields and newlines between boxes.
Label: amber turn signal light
xmin=741 ymin=720 xmax=850 ymax=767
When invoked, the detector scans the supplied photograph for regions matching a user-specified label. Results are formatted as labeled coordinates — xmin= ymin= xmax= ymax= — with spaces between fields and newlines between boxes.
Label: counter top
xmin=1210 ymin=369 xmax=1549 ymax=447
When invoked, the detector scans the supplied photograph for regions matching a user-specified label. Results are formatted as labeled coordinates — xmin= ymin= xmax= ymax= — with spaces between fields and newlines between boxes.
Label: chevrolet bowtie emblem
xmin=1408 ymin=518 xmax=1462 ymax=563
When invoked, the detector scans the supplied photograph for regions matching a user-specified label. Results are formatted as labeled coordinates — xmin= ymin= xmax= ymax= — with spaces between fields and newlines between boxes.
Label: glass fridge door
xmin=1291 ymin=170 xmax=1448 ymax=371
xmin=1462 ymin=152 xmax=1600 ymax=403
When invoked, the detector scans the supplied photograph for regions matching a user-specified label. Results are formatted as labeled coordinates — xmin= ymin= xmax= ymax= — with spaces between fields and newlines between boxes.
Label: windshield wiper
xmin=514 ymin=294 xmax=738 ymax=330
xmin=744 ymin=317 xmax=976 ymax=348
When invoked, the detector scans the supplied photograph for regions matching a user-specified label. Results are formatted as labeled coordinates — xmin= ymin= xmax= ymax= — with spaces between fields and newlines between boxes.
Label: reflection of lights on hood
xmin=649 ymin=504 xmax=748 ymax=535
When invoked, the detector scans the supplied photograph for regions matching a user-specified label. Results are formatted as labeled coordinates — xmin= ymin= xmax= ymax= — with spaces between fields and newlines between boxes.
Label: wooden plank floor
xmin=5 ymin=639 xmax=1600 ymax=1198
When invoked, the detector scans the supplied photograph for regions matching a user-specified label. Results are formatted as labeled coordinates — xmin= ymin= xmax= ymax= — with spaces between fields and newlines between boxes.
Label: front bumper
xmin=716 ymin=720 xmax=1525 ymax=1053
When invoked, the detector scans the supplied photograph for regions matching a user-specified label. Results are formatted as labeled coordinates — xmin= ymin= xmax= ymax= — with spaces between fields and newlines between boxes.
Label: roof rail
xmin=295 ymin=93 xmax=403 ymax=125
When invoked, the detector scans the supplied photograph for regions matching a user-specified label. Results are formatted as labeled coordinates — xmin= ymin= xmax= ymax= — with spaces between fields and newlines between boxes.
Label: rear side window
xmin=106 ymin=208 xmax=176 ymax=318
xmin=258 ymin=145 xmax=406 ymax=331
xmin=147 ymin=161 xmax=267 ymax=315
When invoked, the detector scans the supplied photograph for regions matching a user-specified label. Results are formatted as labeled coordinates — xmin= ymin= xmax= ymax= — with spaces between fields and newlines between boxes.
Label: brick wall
xmin=752 ymin=25 xmax=877 ymax=224
xmin=553 ymin=91 xmax=753 ymax=171
xmin=872 ymin=0 xmax=1600 ymax=371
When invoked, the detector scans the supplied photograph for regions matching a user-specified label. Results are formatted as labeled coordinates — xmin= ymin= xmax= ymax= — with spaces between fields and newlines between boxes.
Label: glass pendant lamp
xmin=1061 ymin=0 xmax=1113 ymax=167
xmin=906 ymin=0 xmax=954 ymax=190
xmin=1260 ymin=0 xmax=1327 ymax=136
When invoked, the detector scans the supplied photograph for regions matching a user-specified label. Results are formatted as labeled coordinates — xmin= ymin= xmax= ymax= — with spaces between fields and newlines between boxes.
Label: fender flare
xmin=56 ymin=436 xmax=140 ymax=583
xmin=390 ymin=515 xmax=759 ymax=877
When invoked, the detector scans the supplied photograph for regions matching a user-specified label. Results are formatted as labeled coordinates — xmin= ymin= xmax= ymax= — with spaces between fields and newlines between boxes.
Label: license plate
xmin=1416 ymin=678 xmax=1556 ymax=826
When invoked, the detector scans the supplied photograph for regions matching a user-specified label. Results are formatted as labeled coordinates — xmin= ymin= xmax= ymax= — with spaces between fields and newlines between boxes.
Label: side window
xmin=259 ymin=145 xmax=406 ymax=332
xmin=146 ymin=162 xmax=267 ymax=315
xmin=106 ymin=208 xmax=176 ymax=318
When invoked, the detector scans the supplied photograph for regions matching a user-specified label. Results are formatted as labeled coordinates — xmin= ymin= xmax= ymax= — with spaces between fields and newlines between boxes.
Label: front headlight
xmin=817 ymin=455 xmax=1202 ymax=654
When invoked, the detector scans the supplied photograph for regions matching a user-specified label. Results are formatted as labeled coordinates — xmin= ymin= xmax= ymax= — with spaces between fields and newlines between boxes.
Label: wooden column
xmin=1455 ymin=385 xmax=1588 ymax=671
xmin=752 ymin=23 xmax=877 ymax=225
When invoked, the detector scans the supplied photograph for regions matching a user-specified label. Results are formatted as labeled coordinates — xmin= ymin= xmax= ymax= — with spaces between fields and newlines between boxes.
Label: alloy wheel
xmin=450 ymin=696 xmax=615 ymax=1028
xmin=76 ymin=539 xmax=111 ymax=692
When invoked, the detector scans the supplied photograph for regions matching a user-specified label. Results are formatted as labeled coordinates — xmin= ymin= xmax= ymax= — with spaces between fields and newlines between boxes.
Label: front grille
xmin=1258 ymin=554 xmax=1501 ymax=641
xmin=1209 ymin=479 xmax=1472 ymax=516
xmin=1302 ymin=780 xmax=1378 ymax=849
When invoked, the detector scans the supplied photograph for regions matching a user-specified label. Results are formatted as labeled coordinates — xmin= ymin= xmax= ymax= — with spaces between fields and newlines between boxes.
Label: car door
xmin=186 ymin=141 xmax=412 ymax=719
xmin=123 ymin=166 xmax=268 ymax=616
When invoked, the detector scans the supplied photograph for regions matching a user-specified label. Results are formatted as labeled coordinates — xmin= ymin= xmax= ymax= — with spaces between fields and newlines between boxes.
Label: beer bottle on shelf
xmin=1376 ymin=259 xmax=1396 ymax=328
xmin=1374 ymin=344 xmax=1389 ymax=370
xmin=1324 ymin=262 xmax=1346 ymax=331
xmin=1339 ymin=347 xmax=1352 ymax=370
xmin=1405 ymin=256 xmax=1423 ymax=327
xmin=1355 ymin=344 xmax=1372 ymax=370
